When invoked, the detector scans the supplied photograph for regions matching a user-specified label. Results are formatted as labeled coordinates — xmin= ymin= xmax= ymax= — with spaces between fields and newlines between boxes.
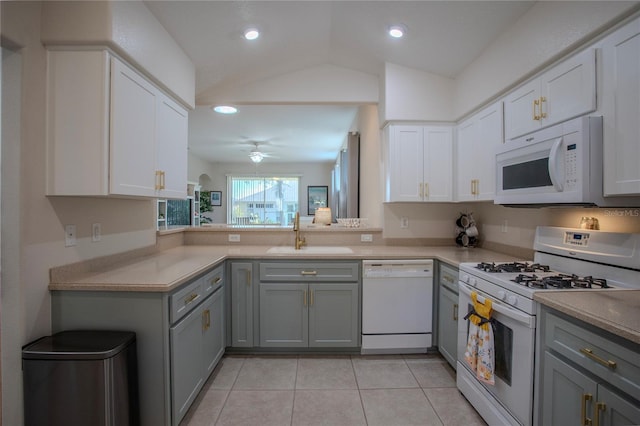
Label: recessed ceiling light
xmin=244 ymin=28 xmax=260 ymax=40
xmin=389 ymin=25 xmax=405 ymax=38
xmin=212 ymin=105 xmax=238 ymax=114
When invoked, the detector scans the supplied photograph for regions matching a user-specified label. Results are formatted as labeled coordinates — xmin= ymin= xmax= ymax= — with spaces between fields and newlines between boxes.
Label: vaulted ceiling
xmin=145 ymin=1 xmax=536 ymax=163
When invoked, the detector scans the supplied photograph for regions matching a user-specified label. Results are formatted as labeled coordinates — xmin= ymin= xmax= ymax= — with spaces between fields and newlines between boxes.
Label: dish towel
xmin=464 ymin=291 xmax=495 ymax=385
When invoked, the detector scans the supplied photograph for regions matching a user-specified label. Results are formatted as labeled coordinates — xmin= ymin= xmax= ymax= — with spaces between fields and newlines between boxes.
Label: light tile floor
xmin=180 ymin=354 xmax=486 ymax=426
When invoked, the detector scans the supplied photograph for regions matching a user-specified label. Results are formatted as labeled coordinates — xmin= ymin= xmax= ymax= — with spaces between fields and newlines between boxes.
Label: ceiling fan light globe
xmin=249 ymin=151 xmax=264 ymax=163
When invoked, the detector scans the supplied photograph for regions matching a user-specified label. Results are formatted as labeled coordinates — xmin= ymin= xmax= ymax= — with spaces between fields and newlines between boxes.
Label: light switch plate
xmin=228 ymin=234 xmax=241 ymax=242
xmin=361 ymin=234 xmax=373 ymax=242
xmin=92 ymin=223 xmax=101 ymax=242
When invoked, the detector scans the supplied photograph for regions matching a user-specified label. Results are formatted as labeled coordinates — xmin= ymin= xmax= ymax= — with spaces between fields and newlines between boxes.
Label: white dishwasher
xmin=361 ymin=259 xmax=434 ymax=354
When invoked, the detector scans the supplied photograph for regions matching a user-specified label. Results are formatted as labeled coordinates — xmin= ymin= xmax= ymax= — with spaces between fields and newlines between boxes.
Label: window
xmin=228 ymin=176 xmax=299 ymax=225
xmin=166 ymin=199 xmax=191 ymax=226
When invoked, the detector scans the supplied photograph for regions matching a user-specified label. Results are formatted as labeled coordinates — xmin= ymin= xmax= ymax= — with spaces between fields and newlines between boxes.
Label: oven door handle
xmin=459 ymin=283 xmax=535 ymax=328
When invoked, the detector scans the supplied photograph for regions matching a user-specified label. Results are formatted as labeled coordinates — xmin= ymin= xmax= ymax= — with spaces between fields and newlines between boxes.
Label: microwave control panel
xmin=564 ymin=143 xmax=578 ymax=189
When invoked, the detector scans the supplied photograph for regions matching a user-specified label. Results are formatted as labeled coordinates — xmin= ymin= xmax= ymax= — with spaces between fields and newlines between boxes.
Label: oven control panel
xmin=564 ymin=231 xmax=590 ymax=246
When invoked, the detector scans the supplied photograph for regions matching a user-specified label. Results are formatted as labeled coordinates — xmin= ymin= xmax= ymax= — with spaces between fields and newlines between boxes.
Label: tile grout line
xmin=290 ymin=355 xmax=299 ymax=426
xmin=350 ymin=355 xmax=370 ymax=426
xmin=213 ymin=356 xmax=245 ymax=426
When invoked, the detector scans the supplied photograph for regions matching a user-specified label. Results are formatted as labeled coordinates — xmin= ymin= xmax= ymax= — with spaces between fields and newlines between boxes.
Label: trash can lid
xmin=22 ymin=330 xmax=136 ymax=360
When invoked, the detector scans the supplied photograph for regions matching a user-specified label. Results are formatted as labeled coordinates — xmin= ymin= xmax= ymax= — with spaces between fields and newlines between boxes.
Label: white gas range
xmin=456 ymin=226 xmax=640 ymax=426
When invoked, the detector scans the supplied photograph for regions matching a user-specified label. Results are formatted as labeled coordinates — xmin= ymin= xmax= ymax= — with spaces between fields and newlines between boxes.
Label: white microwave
xmin=495 ymin=116 xmax=639 ymax=207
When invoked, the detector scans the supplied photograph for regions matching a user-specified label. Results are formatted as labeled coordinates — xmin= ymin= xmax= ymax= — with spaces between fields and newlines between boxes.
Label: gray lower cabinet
xmin=230 ymin=261 xmax=254 ymax=347
xmin=170 ymin=285 xmax=225 ymax=425
xmin=259 ymin=261 xmax=360 ymax=348
xmin=537 ymin=308 xmax=640 ymax=426
xmin=51 ymin=263 xmax=225 ymax=426
xmin=437 ymin=262 xmax=458 ymax=369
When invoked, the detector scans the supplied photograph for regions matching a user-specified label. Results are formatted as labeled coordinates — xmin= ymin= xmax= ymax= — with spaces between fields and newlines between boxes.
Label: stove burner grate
xmin=476 ymin=262 xmax=550 ymax=273
xmin=511 ymin=273 xmax=609 ymax=290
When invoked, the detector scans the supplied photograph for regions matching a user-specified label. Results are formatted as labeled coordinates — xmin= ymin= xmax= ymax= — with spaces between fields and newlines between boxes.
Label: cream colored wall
xmin=382 ymin=62 xmax=454 ymax=123
xmin=198 ymin=63 xmax=379 ymax=105
xmin=1 ymin=3 xmax=160 ymax=424
xmin=453 ymin=1 xmax=639 ymax=118
xmin=357 ymin=105 xmax=383 ymax=228
xmin=41 ymin=0 xmax=195 ymax=108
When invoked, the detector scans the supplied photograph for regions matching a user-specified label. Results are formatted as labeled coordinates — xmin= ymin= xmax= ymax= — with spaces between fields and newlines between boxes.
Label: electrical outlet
xmin=361 ymin=234 xmax=373 ymax=242
xmin=65 ymin=224 xmax=77 ymax=247
xmin=92 ymin=223 xmax=101 ymax=242
xmin=501 ymin=220 xmax=508 ymax=233
xmin=228 ymin=234 xmax=241 ymax=242
xmin=400 ymin=217 xmax=409 ymax=229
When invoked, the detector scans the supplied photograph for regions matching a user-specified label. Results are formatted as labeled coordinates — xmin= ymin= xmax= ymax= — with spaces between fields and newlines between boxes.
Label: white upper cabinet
xmin=456 ymin=101 xmax=503 ymax=202
xmin=384 ymin=124 xmax=453 ymax=202
xmin=504 ymin=48 xmax=596 ymax=140
xmin=46 ymin=49 xmax=188 ymax=199
xmin=601 ymin=16 xmax=640 ymax=196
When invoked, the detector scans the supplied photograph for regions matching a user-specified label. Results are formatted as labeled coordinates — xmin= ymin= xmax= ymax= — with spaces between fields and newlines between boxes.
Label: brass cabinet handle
xmin=419 ymin=182 xmax=423 ymax=198
xmin=310 ymin=289 xmax=314 ymax=306
xmin=301 ymin=270 xmax=317 ymax=276
xmin=453 ymin=303 xmax=458 ymax=321
xmin=155 ymin=170 xmax=163 ymax=190
xmin=203 ymin=309 xmax=211 ymax=331
xmin=581 ymin=393 xmax=593 ymax=426
xmin=424 ymin=182 xmax=429 ymax=198
xmin=184 ymin=293 xmax=198 ymax=305
xmin=474 ymin=179 xmax=479 ymax=195
xmin=247 ymin=271 xmax=251 ymax=286
xmin=303 ymin=290 xmax=307 ymax=307
xmin=594 ymin=402 xmax=606 ymax=426
xmin=214 ymin=277 xmax=222 ymax=284
xmin=540 ymin=96 xmax=547 ymax=119
xmin=580 ymin=348 xmax=617 ymax=369
xmin=533 ymin=98 xmax=541 ymax=120
xmin=442 ymin=274 xmax=454 ymax=284
xmin=161 ymin=171 xmax=166 ymax=189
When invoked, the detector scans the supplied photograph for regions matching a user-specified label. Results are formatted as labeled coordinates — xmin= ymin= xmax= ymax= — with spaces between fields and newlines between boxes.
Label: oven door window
xmin=465 ymin=303 xmax=513 ymax=386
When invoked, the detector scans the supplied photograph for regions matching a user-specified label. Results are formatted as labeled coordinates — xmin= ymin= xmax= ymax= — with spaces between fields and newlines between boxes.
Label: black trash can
xmin=22 ymin=330 xmax=139 ymax=426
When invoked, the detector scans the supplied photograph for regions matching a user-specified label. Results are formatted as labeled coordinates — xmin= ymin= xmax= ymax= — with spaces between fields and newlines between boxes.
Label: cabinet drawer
xmin=439 ymin=262 xmax=458 ymax=292
xmin=544 ymin=311 xmax=640 ymax=398
xmin=170 ymin=278 xmax=204 ymax=324
xmin=202 ymin=264 xmax=224 ymax=297
xmin=259 ymin=262 xmax=359 ymax=282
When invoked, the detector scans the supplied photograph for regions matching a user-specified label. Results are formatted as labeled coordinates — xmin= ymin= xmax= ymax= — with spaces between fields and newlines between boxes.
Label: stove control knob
xmin=461 ymin=274 xmax=470 ymax=283
xmin=469 ymin=277 xmax=477 ymax=287
xmin=497 ymin=290 xmax=506 ymax=301
xmin=507 ymin=295 xmax=517 ymax=305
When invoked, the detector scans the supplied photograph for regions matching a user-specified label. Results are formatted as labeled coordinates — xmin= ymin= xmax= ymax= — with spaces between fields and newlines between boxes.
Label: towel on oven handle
xmin=464 ymin=291 xmax=495 ymax=385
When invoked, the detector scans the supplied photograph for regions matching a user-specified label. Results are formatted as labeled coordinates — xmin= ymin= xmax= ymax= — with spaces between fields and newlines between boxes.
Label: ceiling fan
xmin=248 ymin=142 xmax=274 ymax=163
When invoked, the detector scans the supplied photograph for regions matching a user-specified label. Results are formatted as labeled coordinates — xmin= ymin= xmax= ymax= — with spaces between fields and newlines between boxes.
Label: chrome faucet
xmin=293 ymin=212 xmax=306 ymax=250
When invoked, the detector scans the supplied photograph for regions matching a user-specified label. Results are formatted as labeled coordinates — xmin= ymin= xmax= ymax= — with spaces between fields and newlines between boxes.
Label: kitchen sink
xmin=266 ymin=246 xmax=354 ymax=254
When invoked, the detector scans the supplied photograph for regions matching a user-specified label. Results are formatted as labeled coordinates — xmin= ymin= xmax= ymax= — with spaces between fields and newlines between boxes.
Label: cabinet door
xmin=260 ymin=283 xmax=308 ymax=347
xmin=170 ymin=304 xmax=205 ymax=426
xmin=437 ymin=284 xmax=458 ymax=368
xmin=156 ymin=93 xmax=188 ymax=199
xmin=542 ymin=351 xmax=598 ymax=426
xmin=46 ymin=50 xmax=111 ymax=196
xmin=230 ymin=262 xmax=253 ymax=347
xmin=540 ymin=48 xmax=596 ymax=128
xmin=110 ymin=57 xmax=157 ymax=197
xmin=202 ymin=288 xmax=225 ymax=377
xmin=475 ymin=102 xmax=503 ymax=200
xmin=424 ymin=126 xmax=453 ymax=202
xmin=597 ymin=385 xmax=640 ymax=426
xmin=504 ymin=79 xmax=541 ymax=140
xmin=309 ymin=283 xmax=359 ymax=347
xmin=387 ymin=126 xmax=425 ymax=202
xmin=456 ymin=118 xmax=477 ymax=201
xmin=602 ymin=17 xmax=640 ymax=196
